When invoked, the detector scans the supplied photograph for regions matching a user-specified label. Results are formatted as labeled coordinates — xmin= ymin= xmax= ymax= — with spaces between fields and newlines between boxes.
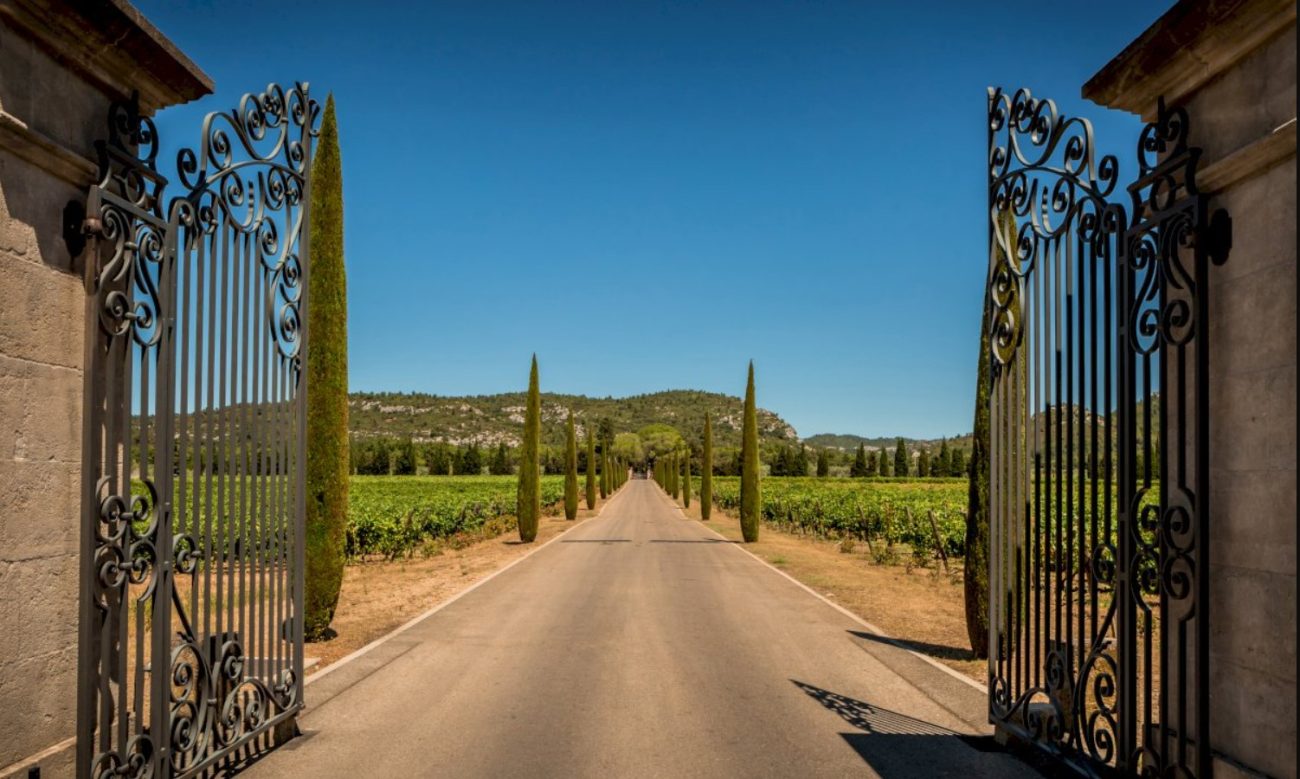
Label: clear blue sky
xmin=137 ymin=0 xmax=1167 ymax=440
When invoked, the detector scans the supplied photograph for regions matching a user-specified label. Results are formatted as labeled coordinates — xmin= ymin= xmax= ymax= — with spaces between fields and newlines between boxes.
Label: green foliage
xmin=681 ymin=449 xmax=691 ymax=508
xmin=353 ymin=436 xmax=390 ymax=476
xmin=879 ymin=446 xmax=891 ymax=477
xmin=950 ymin=447 xmax=966 ymax=477
xmin=304 ymin=94 xmax=348 ymax=640
xmin=850 ymin=443 xmax=868 ymax=478
xmin=457 ymin=444 xmax=482 ymax=476
xmin=516 ymin=356 xmax=541 ymax=542
xmin=713 ymin=477 xmax=967 ymax=555
xmin=392 ymin=437 xmax=417 ymax=476
xmin=585 ymin=431 xmax=597 ymax=510
xmin=611 ymin=432 xmax=645 ymax=466
xmin=894 ymin=437 xmax=910 ymax=477
xmin=564 ymin=412 xmax=579 ymax=520
xmin=740 ymin=362 xmax=761 ymax=542
xmin=917 ymin=449 xmax=931 ymax=477
xmin=599 ymin=447 xmax=609 ymax=499
xmin=701 ymin=413 xmax=713 ymax=520
xmin=966 ymin=211 xmax=1009 ymax=660
xmin=936 ymin=438 xmax=952 ymax=477
xmin=816 ymin=449 xmax=830 ymax=477
xmin=349 ymin=475 xmax=565 ymax=559
xmin=424 ymin=442 xmax=453 ymax=475
xmin=489 ymin=443 xmax=512 ymax=475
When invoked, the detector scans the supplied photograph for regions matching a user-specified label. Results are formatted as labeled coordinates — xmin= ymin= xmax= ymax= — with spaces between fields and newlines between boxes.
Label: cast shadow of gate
xmin=791 ymin=681 xmax=1048 ymax=778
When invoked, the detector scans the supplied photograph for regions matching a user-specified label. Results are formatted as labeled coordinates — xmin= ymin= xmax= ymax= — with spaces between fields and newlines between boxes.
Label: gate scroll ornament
xmin=986 ymin=87 xmax=1230 ymax=777
xmin=77 ymin=83 xmax=320 ymax=778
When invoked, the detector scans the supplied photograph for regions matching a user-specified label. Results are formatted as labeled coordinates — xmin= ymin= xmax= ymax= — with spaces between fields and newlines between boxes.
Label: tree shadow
xmin=792 ymin=680 xmax=1049 ymax=778
xmin=849 ymin=629 xmax=977 ymax=663
xmin=647 ymin=539 xmax=739 ymax=544
xmin=560 ymin=539 xmax=632 ymax=543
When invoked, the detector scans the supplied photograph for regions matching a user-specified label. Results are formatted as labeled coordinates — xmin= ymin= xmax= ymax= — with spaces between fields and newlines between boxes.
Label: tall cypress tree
xmin=816 ymin=449 xmax=830 ymax=477
xmin=937 ymin=438 xmax=952 ymax=478
xmin=879 ymin=448 xmax=890 ymax=477
xmin=305 ymin=94 xmax=348 ymax=641
xmin=668 ymin=452 xmax=678 ymax=499
xmin=564 ymin=411 xmax=579 ymax=520
xmin=681 ymin=449 xmax=691 ymax=508
xmin=599 ymin=447 xmax=609 ymax=499
xmin=585 ymin=430 xmax=597 ymax=510
xmin=852 ymin=443 xmax=867 ymax=477
xmin=965 ymin=210 xmax=1010 ymax=660
xmin=701 ymin=413 xmax=713 ymax=520
xmin=740 ymin=361 xmax=761 ymax=542
xmin=516 ymin=355 xmax=541 ymax=542
xmin=894 ymin=437 xmax=910 ymax=477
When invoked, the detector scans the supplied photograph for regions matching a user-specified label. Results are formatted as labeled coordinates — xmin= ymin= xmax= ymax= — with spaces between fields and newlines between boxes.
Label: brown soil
xmin=305 ymin=498 xmax=607 ymax=670
xmin=679 ymin=496 xmax=984 ymax=682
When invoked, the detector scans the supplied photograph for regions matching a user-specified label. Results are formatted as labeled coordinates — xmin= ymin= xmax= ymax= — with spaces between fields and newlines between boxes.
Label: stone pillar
xmin=1085 ymin=1 xmax=1296 ymax=777
xmin=0 ymin=2 xmax=209 ymax=775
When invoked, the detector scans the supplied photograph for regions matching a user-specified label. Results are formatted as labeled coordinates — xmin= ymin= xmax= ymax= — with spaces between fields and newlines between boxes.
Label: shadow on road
xmin=848 ymin=629 xmax=978 ymax=663
xmin=560 ymin=538 xmax=632 ymax=543
xmin=647 ymin=539 xmax=739 ymax=544
xmin=792 ymin=680 xmax=1049 ymax=778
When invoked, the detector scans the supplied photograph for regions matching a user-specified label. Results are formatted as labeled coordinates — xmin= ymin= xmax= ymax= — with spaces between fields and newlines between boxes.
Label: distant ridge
xmin=348 ymin=389 xmax=797 ymax=450
xmin=803 ymin=432 xmax=974 ymax=452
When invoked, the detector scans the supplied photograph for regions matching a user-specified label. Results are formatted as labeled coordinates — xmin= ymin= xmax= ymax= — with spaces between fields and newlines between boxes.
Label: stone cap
xmin=1082 ymin=0 xmax=1296 ymax=119
xmin=0 ymin=0 xmax=213 ymax=113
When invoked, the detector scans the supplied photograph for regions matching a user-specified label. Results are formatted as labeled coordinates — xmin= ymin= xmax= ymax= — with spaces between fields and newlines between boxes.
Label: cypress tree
xmin=740 ymin=361 xmax=761 ymax=542
xmin=852 ymin=443 xmax=867 ymax=477
xmin=701 ymin=413 xmax=713 ymax=520
xmin=599 ymin=447 xmax=609 ymax=499
xmin=951 ymin=447 xmax=966 ymax=477
xmin=564 ymin=412 xmax=579 ymax=520
xmin=681 ymin=449 xmax=691 ymax=508
xmin=867 ymin=449 xmax=878 ymax=476
xmin=966 ymin=211 xmax=1010 ymax=660
xmin=816 ymin=449 xmax=830 ymax=477
xmin=894 ymin=437 xmax=910 ymax=477
xmin=585 ymin=430 xmax=597 ymax=509
xmin=917 ymin=449 xmax=931 ymax=477
xmin=516 ymin=355 xmax=541 ymax=542
xmin=668 ymin=452 xmax=678 ymax=499
xmin=879 ymin=448 xmax=890 ymax=477
xmin=305 ymin=94 xmax=348 ymax=641
xmin=937 ymin=438 xmax=952 ymax=478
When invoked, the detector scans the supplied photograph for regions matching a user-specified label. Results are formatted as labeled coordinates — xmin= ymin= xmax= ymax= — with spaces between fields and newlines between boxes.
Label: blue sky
xmin=136 ymin=0 xmax=1167 ymax=439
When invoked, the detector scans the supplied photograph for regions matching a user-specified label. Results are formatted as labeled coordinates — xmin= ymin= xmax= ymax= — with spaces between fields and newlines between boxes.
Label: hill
xmin=803 ymin=432 xmax=974 ymax=453
xmin=348 ymin=389 xmax=797 ymax=450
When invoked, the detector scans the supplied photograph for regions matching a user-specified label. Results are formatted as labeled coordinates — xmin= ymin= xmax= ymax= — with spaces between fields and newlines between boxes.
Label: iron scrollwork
xmin=78 ymin=83 xmax=319 ymax=779
xmin=986 ymin=88 xmax=1227 ymax=778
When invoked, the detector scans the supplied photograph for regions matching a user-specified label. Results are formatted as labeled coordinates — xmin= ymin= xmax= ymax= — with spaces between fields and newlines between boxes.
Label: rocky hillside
xmin=349 ymin=389 xmax=797 ymax=450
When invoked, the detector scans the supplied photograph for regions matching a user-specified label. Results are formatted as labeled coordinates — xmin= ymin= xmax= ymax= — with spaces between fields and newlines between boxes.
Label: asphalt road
xmin=245 ymin=480 xmax=1041 ymax=778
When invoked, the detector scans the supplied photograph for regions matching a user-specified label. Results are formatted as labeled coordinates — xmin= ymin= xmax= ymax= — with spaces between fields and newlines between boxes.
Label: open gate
xmin=76 ymin=83 xmax=320 ymax=778
xmin=986 ymin=87 xmax=1231 ymax=776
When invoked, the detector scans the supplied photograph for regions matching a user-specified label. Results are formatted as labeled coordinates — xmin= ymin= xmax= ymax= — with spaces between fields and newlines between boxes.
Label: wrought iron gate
xmin=986 ymin=87 xmax=1231 ymax=776
xmin=76 ymin=83 xmax=320 ymax=778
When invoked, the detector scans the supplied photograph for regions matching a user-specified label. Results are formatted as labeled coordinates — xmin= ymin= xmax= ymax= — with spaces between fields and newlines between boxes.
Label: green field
xmin=348 ymin=475 xmax=567 ymax=559
xmin=712 ymin=477 xmax=968 ymax=557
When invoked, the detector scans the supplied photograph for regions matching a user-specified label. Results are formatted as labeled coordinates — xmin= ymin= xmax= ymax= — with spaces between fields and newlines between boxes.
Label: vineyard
xmin=711 ymin=477 xmax=968 ymax=559
xmin=348 ymin=475 xmax=568 ymax=559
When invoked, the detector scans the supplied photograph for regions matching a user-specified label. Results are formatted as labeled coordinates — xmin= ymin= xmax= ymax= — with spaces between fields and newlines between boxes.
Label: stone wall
xmin=0 ymin=1 xmax=209 ymax=775
xmin=1086 ymin=1 xmax=1297 ymax=777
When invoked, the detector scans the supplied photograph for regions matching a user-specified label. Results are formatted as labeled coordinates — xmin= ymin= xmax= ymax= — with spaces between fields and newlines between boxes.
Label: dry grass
xmin=306 ymin=499 xmax=606 ymax=669
xmin=682 ymin=498 xmax=984 ymax=681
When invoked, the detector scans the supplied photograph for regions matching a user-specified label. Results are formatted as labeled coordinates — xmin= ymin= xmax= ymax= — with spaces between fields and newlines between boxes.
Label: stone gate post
xmin=1085 ymin=1 xmax=1296 ymax=777
xmin=0 ymin=2 xmax=209 ymax=775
